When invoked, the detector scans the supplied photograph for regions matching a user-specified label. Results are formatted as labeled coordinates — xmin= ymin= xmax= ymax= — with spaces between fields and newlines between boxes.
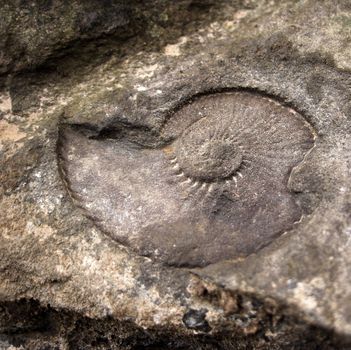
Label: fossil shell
xmin=58 ymin=91 xmax=315 ymax=267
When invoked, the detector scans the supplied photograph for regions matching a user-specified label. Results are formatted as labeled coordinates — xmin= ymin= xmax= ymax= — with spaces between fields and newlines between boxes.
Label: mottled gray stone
xmin=1 ymin=0 xmax=351 ymax=349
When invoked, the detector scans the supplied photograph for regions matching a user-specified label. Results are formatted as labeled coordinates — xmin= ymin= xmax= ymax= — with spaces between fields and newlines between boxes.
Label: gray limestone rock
xmin=1 ymin=0 xmax=351 ymax=349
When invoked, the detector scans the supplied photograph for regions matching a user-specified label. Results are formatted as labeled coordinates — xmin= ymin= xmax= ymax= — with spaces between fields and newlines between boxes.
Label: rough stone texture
xmin=1 ymin=0 xmax=351 ymax=349
xmin=0 ymin=0 xmax=230 ymax=75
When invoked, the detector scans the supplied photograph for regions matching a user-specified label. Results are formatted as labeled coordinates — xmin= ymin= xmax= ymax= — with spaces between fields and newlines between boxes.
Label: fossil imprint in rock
xmin=58 ymin=92 xmax=315 ymax=267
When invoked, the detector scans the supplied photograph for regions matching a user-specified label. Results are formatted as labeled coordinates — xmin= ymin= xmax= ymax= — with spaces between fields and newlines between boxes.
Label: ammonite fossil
xmin=58 ymin=91 xmax=315 ymax=267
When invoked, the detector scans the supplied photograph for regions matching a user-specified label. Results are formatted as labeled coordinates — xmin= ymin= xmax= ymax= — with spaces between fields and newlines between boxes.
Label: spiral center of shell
xmin=175 ymin=117 xmax=243 ymax=181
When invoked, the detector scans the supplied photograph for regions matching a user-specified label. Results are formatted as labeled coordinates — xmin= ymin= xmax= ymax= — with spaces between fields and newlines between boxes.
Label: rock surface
xmin=1 ymin=0 xmax=351 ymax=349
